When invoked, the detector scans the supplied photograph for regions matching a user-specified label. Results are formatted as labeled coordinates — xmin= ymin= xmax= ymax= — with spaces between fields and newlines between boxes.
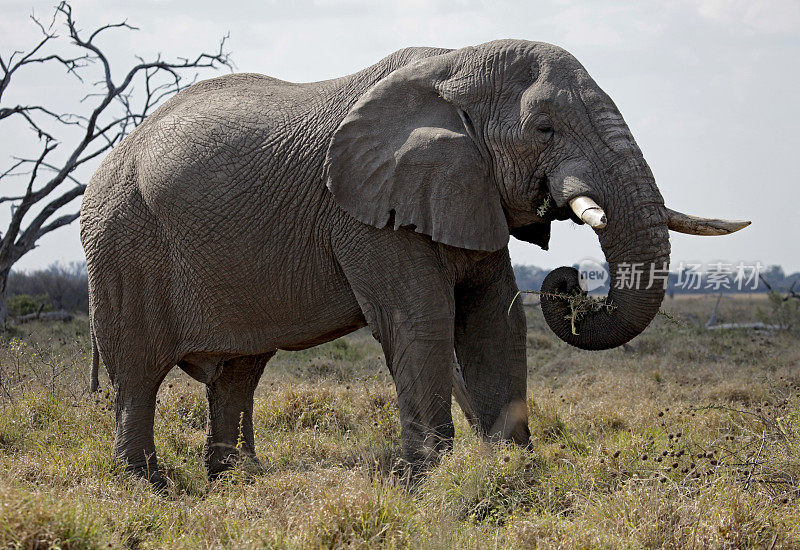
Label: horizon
xmin=10 ymin=257 xmax=800 ymax=278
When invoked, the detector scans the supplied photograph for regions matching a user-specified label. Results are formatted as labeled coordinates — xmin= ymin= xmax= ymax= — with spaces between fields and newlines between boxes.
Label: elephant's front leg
xmin=385 ymin=314 xmax=455 ymax=470
xmin=337 ymin=233 xmax=456 ymax=473
xmin=454 ymin=251 xmax=530 ymax=444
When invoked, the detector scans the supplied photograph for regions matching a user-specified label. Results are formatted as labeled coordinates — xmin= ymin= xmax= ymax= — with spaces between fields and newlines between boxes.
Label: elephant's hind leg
xmin=113 ymin=364 xmax=172 ymax=489
xmin=204 ymin=353 xmax=272 ymax=479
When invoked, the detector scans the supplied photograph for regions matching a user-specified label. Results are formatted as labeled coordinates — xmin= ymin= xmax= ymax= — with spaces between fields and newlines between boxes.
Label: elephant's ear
xmin=324 ymin=53 xmax=509 ymax=252
xmin=510 ymin=222 xmax=551 ymax=251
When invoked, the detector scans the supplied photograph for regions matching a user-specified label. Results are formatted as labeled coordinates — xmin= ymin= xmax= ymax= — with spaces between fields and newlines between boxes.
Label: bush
xmin=7 ymin=294 xmax=53 ymax=317
xmin=7 ymin=262 xmax=88 ymax=314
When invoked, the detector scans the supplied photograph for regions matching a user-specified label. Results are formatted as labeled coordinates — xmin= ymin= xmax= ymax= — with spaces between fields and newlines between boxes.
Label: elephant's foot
xmin=127 ymin=464 xmax=170 ymax=493
xmin=390 ymin=455 xmax=444 ymax=493
xmin=395 ymin=460 xmax=427 ymax=492
xmin=394 ymin=433 xmax=454 ymax=491
xmin=205 ymin=447 xmax=265 ymax=481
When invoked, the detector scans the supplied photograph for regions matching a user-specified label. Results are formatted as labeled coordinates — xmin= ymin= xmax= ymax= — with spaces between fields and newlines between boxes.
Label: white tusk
xmin=666 ymin=208 xmax=751 ymax=236
xmin=569 ymin=196 xmax=607 ymax=229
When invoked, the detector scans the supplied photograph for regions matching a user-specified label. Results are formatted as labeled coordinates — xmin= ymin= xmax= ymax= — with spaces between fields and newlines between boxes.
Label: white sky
xmin=1 ymin=0 xmax=798 ymax=273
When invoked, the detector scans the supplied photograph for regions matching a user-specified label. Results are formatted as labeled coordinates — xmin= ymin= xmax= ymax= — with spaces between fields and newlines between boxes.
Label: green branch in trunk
xmin=509 ymin=288 xmax=683 ymax=336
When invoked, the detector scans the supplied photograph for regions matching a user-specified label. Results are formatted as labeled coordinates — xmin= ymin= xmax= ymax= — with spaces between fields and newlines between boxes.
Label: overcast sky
xmin=1 ymin=0 xmax=798 ymax=273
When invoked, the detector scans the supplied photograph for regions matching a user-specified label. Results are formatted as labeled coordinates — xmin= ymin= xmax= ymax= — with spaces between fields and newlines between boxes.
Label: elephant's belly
xmin=176 ymin=249 xmax=367 ymax=356
xmin=278 ymin=318 xmax=367 ymax=351
xmin=252 ymin=283 xmax=367 ymax=352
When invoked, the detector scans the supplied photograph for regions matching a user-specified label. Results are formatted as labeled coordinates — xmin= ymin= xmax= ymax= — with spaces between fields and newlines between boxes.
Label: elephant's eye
xmin=526 ymin=114 xmax=554 ymax=142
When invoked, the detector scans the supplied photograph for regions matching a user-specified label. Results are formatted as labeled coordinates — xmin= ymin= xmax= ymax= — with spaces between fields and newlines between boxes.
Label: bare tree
xmin=0 ymin=1 xmax=232 ymax=322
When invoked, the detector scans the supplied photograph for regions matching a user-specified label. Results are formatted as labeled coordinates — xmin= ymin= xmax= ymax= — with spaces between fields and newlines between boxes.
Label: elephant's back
xmin=84 ymin=70 xmax=354 ymax=330
xmin=82 ymin=73 xmax=329 ymax=255
xmin=83 ymin=48 xmax=457 ymax=238
xmin=104 ymin=72 xmax=332 ymax=237
xmin=133 ymin=72 xmax=324 ymax=192
xmin=133 ymin=72 xmax=311 ymax=131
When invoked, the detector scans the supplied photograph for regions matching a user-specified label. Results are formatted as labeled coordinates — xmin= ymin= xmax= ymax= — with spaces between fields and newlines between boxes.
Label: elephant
xmin=80 ymin=39 xmax=748 ymax=486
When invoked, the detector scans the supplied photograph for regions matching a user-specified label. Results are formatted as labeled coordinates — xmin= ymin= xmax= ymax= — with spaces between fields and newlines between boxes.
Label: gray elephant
xmin=80 ymin=40 xmax=748 ymax=486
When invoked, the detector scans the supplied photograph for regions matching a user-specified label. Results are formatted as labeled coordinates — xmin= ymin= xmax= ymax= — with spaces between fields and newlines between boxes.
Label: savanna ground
xmin=0 ymin=294 xmax=798 ymax=548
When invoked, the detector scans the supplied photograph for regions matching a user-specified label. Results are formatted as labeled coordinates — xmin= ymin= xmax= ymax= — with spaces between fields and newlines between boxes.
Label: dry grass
xmin=0 ymin=294 xmax=798 ymax=548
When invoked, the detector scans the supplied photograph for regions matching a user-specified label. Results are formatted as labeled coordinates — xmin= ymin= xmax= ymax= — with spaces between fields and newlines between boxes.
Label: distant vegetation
xmin=7 ymin=263 xmax=88 ymax=316
xmin=4 ymin=262 xmax=797 ymax=318
xmin=513 ymin=263 xmax=800 ymax=295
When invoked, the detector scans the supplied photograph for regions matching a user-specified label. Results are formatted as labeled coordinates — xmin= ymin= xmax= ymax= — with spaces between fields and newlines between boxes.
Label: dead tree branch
xmin=0 ymin=1 xmax=232 ymax=320
xmin=759 ymin=275 xmax=800 ymax=302
xmin=706 ymin=292 xmax=724 ymax=328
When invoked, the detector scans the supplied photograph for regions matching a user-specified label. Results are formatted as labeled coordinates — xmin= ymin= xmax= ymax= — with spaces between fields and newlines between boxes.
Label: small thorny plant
xmin=535 ymin=196 xmax=552 ymax=218
xmin=509 ymin=289 xmax=615 ymax=335
xmin=510 ymin=290 xmax=682 ymax=335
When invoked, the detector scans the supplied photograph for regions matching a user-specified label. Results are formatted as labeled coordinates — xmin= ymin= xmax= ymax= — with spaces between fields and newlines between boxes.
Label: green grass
xmin=0 ymin=295 xmax=798 ymax=548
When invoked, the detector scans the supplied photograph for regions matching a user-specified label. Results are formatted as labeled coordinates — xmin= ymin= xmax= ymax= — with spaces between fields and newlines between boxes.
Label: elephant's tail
xmin=89 ymin=318 xmax=100 ymax=392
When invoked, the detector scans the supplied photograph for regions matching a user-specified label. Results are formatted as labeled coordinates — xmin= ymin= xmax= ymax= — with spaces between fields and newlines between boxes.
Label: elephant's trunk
xmin=541 ymin=164 xmax=670 ymax=350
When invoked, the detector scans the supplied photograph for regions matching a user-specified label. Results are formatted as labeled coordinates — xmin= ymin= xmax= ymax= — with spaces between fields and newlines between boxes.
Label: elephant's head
xmin=325 ymin=40 xmax=749 ymax=350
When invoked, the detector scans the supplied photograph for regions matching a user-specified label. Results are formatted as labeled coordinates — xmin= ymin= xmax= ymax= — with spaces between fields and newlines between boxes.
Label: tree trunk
xmin=0 ymin=265 xmax=9 ymax=326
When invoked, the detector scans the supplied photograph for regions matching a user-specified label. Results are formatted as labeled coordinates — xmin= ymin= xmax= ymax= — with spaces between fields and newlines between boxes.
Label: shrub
xmin=7 ymin=294 xmax=53 ymax=317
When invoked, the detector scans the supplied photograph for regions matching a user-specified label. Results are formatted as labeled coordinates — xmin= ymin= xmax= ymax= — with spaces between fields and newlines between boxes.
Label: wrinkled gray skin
xmin=80 ymin=40 xmax=669 ymax=485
